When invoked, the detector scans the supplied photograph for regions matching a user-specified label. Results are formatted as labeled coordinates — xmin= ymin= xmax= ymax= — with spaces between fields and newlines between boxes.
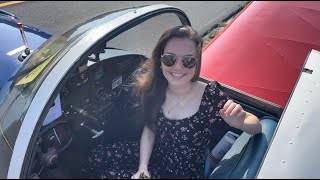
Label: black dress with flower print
xmin=82 ymin=83 xmax=242 ymax=179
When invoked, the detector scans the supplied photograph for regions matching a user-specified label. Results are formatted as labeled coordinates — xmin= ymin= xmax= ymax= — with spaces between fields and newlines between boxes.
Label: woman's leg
xmin=81 ymin=141 xmax=140 ymax=179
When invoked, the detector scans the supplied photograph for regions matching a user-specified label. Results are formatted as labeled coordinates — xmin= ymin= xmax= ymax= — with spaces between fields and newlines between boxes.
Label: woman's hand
xmin=219 ymin=100 xmax=246 ymax=129
xmin=131 ymin=169 xmax=150 ymax=179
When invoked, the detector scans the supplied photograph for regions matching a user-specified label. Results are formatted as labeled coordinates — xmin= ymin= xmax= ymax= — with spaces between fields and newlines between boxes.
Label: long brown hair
xmin=134 ymin=25 xmax=203 ymax=131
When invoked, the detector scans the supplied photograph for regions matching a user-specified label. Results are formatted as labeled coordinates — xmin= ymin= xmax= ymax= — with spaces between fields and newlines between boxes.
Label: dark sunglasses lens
xmin=162 ymin=54 xmax=176 ymax=67
xmin=183 ymin=56 xmax=197 ymax=68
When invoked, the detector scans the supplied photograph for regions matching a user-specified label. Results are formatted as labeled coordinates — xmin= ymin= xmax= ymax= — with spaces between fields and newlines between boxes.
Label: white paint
xmin=6 ymin=45 xmax=25 ymax=56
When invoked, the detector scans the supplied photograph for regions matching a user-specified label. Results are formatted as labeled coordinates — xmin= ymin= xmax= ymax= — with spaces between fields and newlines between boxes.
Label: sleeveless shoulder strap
xmin=208 ymin=80 xmax=223 ymax=90
xmin=207 ymin=80 xmax=230 ymax=99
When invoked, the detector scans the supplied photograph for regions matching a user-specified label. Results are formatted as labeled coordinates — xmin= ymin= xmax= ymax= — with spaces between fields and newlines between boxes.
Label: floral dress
xmin=82 ymin=83 xmax=242 ymax=179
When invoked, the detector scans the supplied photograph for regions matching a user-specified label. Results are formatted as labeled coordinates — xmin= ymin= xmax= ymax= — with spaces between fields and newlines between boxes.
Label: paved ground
xmin=1 ymin=1 xmax=249 ymax=35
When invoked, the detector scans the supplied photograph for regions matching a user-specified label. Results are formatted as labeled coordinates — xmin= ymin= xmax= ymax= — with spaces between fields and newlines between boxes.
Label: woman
xmin=83 ymin=25 xmax=261 ymax=179
xmin=131 ymin=25 xmax=261 ymax=179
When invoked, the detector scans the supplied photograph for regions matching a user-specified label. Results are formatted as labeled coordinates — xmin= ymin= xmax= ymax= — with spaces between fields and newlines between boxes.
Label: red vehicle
xmin=202 ymin=1 xmax=320 ymax=109
xmin=201 ymin=1 xmax=320 ymax=178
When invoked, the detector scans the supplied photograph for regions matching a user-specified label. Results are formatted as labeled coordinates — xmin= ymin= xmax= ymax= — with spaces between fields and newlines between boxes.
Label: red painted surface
xmin=201 ymin=1 xmax=320 ymax=107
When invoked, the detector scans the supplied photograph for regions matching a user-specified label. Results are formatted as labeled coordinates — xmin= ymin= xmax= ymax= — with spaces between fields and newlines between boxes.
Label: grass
xmin=202 ymin=24 xmax=225 ymax=47
xmin=202 ymin=20 xmax=229 ymax=47
xmin=202 ymin=2 xmax=250 ymax=47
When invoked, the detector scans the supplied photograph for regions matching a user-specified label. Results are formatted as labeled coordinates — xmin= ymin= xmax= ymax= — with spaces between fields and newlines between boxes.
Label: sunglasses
xmin=161 ymin=53 xmax=198 ymax=69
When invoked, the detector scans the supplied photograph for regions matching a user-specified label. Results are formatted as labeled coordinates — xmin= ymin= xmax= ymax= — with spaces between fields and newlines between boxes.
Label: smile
xmin=171 ymin=72 xmax=185 ymax=77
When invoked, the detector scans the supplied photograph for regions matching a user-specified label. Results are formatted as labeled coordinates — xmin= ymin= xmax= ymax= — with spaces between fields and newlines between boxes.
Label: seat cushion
xmin=208 ymin=116 xmax=278 ymax=179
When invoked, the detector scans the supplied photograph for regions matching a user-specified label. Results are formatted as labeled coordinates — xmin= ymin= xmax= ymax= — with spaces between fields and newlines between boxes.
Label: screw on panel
xmin=296 ymin=125 xmax=299 ymax=128
xmin=289 ymin=141 xmax=293 ymax=144
xmin=301 ymin=112 xmax=304 ymax=115
xmin=281 ymin=160 xmax=286 ymax=163
xmin=302 ymin=68 xmax=313 ymax=74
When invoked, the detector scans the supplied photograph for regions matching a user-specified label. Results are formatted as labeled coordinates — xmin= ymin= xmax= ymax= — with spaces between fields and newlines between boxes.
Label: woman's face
xmin=161 ymin=37 xmax=197 ymax=86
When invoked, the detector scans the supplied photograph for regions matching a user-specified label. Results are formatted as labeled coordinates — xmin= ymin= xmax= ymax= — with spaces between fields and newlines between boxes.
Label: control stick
xmin=80 ymin=122 xmax=104 ymax=139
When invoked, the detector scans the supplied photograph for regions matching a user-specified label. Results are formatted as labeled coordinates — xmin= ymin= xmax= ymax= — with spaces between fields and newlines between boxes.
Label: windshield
xmin=0 ymin=37 xmax=65 ymax=179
